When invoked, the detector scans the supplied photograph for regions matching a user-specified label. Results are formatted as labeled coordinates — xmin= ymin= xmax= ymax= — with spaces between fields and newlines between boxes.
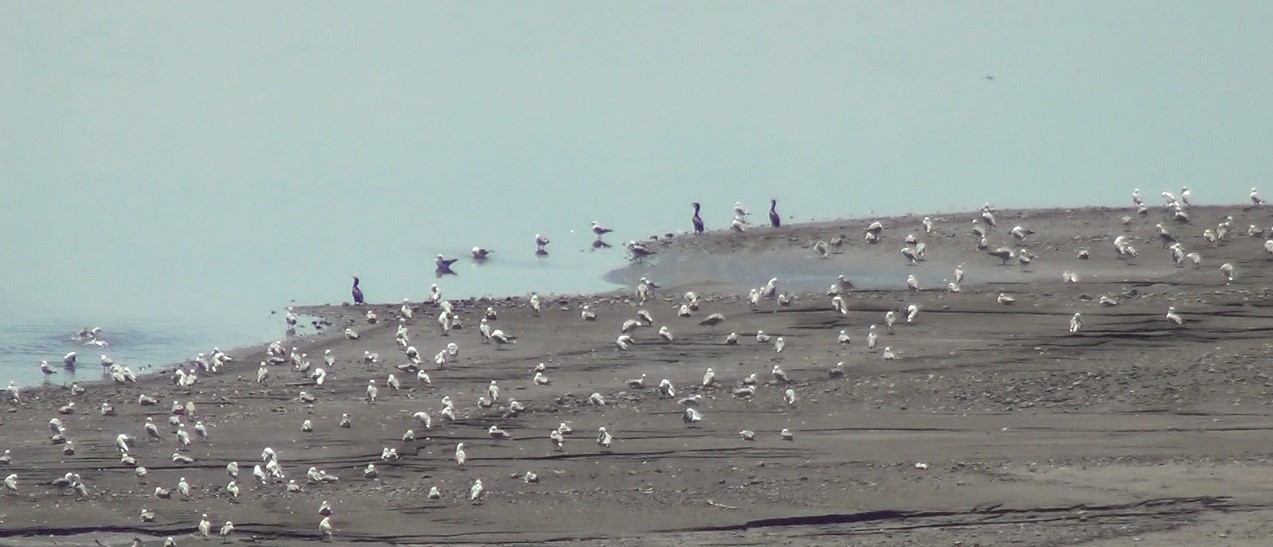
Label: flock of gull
xmin=4 ymin=188 xmax=1271 ymax=545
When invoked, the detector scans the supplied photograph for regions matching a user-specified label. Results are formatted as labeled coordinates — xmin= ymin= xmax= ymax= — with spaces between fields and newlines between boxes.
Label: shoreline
xmin=6 ymin=202 xmax=1273 ymax=546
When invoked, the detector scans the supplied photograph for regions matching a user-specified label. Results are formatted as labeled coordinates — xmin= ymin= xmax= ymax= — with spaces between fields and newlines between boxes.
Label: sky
xmin=2 ymin=1 xmax=1272 ymax=327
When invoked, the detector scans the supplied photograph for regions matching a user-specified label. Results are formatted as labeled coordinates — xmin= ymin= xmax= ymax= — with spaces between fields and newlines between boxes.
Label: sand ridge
xmin=4 ymin=204 xmax=1273 ymax=546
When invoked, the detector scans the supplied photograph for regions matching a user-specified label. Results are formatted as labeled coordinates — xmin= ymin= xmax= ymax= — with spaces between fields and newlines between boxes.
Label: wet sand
xmin=4 ymin=205 xmax=1273 ymax=546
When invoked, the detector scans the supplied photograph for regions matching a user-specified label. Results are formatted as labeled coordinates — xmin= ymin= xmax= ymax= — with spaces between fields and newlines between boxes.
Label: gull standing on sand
xmin=837 ymin=330 xmax=851 ymax=345
xmin=597 ymin=427 xmax=613 ymax=449
xmin=1166 ymin=306 xmax=1184 ymax=326
xmin=616 ymin=334 xmax=634 ymax=350
xmin=1069 ymin=313 xmax=1083 ymax=334
xmin=905 ymin=304 xmax=919 ymax=323
xmin=774 ymin=336 xmax=786 ymax=353
xmin=882 ymin=347 xmax=898 ymax=360
xmin=1220 ymin=262 xmax=1236 ymax=283
xmin=906 ymin=274 xmax=919 ymax=292
xmin=658 ymin=326 xmax=674 ymax=343
xmin=529 ymin=292 xmax=542 ymax=316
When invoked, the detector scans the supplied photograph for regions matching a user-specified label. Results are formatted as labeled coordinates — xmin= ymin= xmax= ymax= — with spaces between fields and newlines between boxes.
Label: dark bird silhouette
xmin=768 ymin=199 xmax=781 ymax=228
xmin=691 ymin=202 xmax=705 ymax=234
xmin=351 ymin=276 xmax=365 ymax=305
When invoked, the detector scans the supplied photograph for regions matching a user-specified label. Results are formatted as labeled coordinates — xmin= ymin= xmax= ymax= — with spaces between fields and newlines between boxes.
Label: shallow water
xmin=0 ymin=238 xmax=630 ymax=388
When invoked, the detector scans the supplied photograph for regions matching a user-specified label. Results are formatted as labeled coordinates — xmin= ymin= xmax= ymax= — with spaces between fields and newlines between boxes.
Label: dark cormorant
xmin=768 ymin=199 xmax=781 ymax=228
xmin=691 ymin=202 xmax=704 ymax=234
xmin=351 ymin=276 xmax=364 ymax=304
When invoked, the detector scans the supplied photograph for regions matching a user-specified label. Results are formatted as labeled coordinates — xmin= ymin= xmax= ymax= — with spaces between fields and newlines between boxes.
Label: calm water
xmin=0 ymin=230 xmax=635 ymax=388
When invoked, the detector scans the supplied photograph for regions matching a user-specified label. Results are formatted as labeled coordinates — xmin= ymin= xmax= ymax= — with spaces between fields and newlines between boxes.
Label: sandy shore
xmin=5 ymin=204 xmax=1273 ymax=546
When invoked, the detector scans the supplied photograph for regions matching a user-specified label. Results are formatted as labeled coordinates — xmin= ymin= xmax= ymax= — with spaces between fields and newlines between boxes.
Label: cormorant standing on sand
xmin=769 ymin=199 xmax=781 ymax=228
xmin=691 ymin=202 xmax=705 ymax=234
xmin=352 ymin=276 xmax=365 ymax=305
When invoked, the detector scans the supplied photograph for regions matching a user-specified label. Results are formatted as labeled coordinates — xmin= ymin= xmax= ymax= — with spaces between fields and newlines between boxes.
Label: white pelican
xmin=1069 ymin=313 xmax=1083 ymax=334
xmin=581 ymin=305 xmax=597 ymax=321
xmin=658 ymin=326 xmax=674 ymax=343
xmin=597 ymin=427 xmax=613 ymax=449
xmin=837 ymin=330 xmax=851 ymax=345
xmin=882 ymin=347 xmax=898 ymax=360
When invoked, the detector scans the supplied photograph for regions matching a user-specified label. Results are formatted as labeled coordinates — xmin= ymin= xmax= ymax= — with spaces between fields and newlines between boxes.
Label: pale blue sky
xmin=3 ymin=1 xmax=1272 ymax=326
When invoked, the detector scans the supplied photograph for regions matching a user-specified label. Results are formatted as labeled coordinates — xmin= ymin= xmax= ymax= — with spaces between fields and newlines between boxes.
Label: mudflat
xmin=4 ymin=205 xmax=1273 ymax=546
